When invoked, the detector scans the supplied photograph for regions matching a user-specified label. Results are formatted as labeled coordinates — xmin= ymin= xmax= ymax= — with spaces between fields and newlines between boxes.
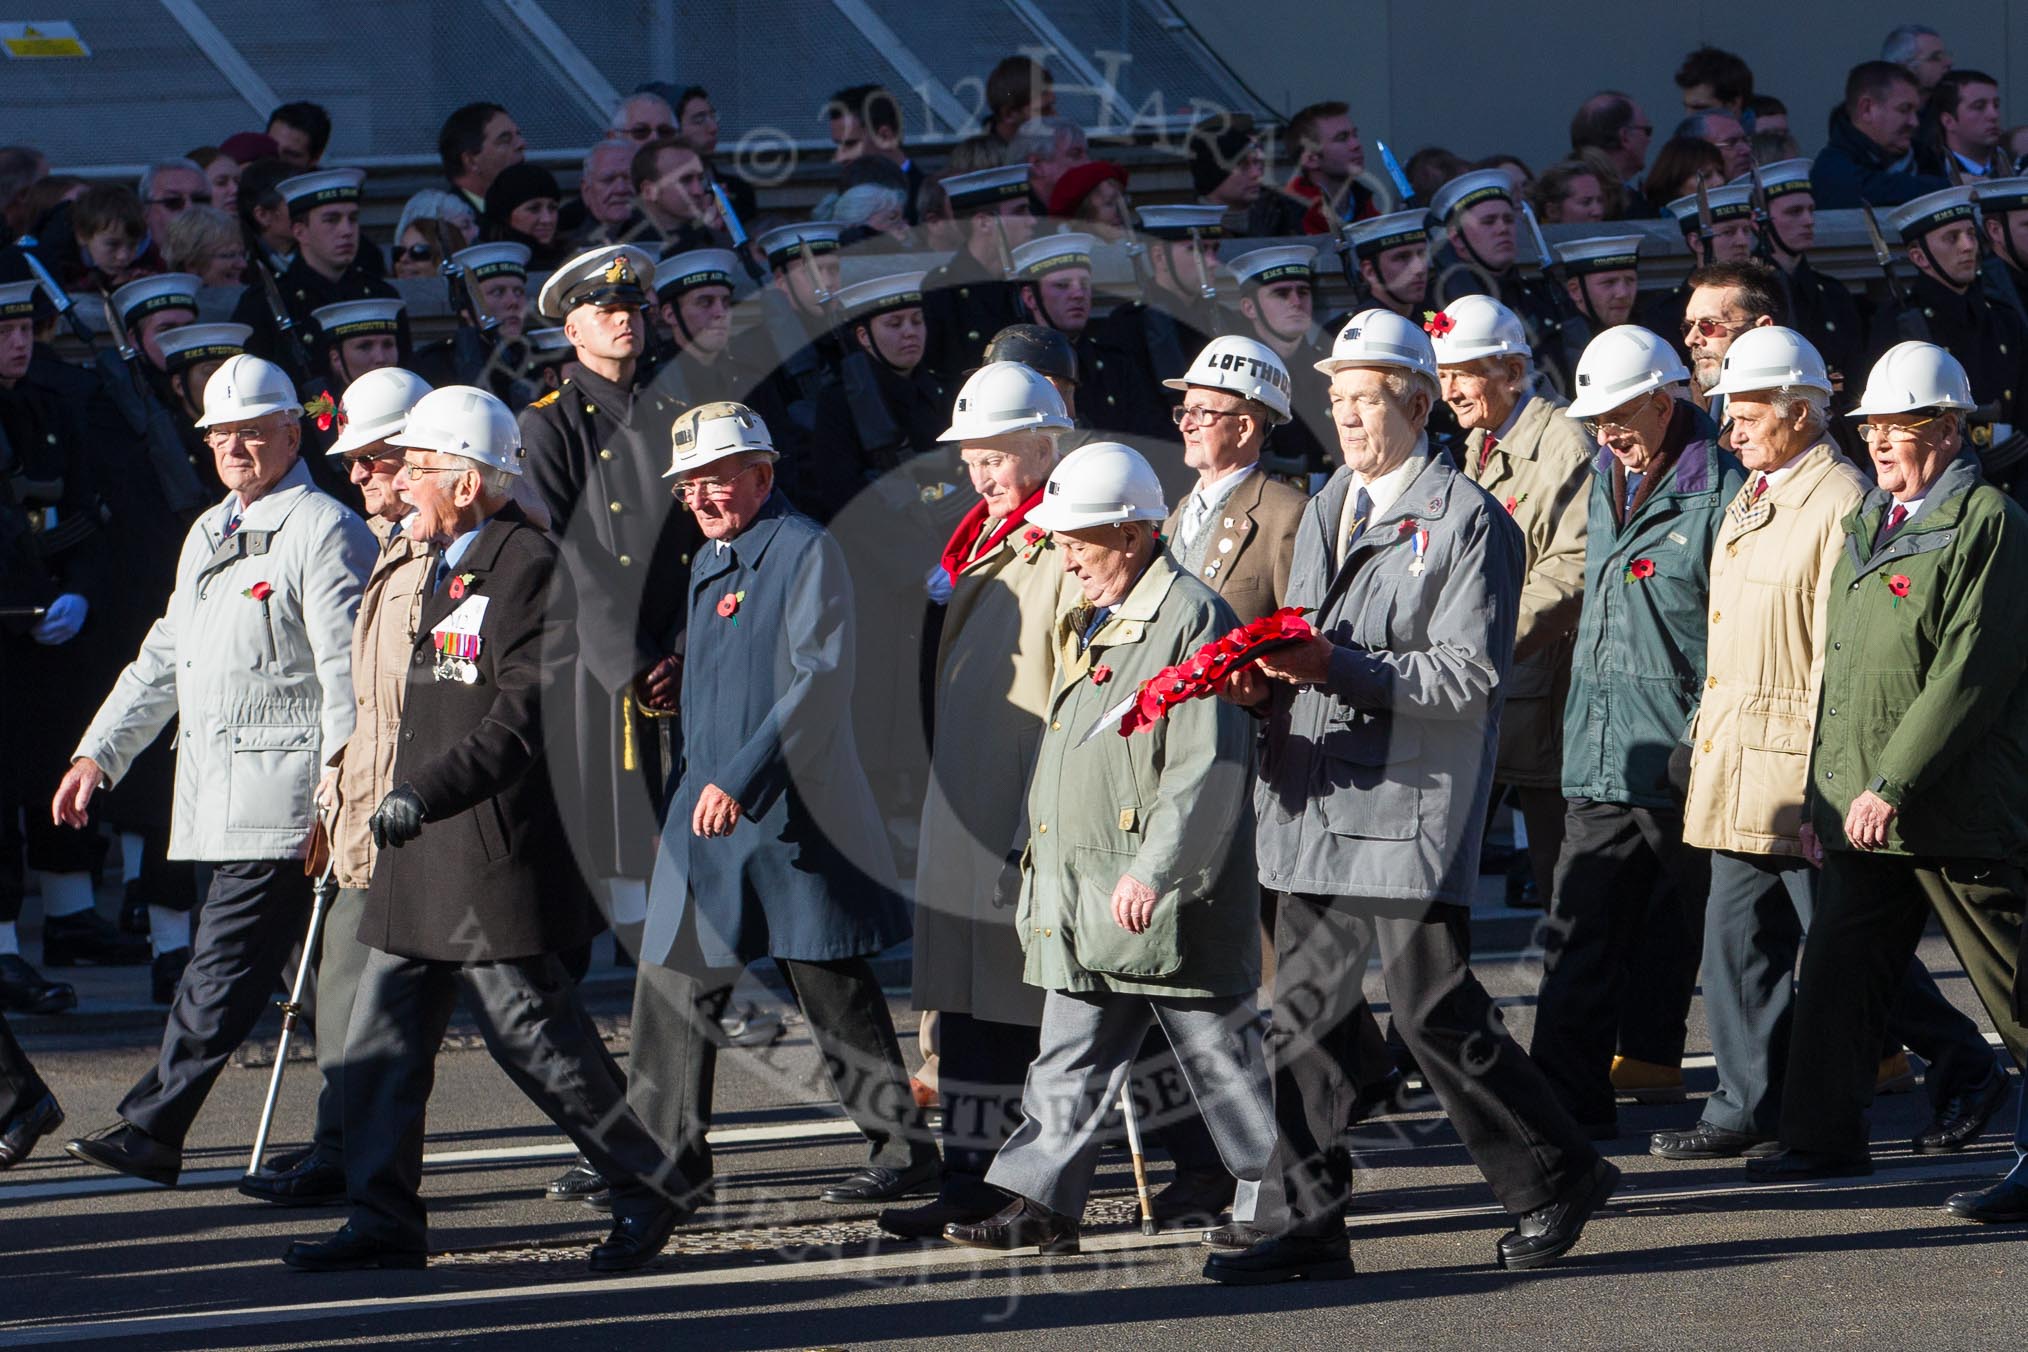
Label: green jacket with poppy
xmin=1807 ymin=452 xmax=2028 ymax=860
xmin=1562 ymin=401 xmax=1745 ymax=807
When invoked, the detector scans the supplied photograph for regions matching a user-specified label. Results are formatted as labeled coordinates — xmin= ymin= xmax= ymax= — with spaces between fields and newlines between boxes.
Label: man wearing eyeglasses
xmin=137 ymin=159 xmax=210 ymax=271
xmin=1677 ymin=262 xmax=1785 ymax=424
xmin=56 ymin=353 xmax=373 ymax=1189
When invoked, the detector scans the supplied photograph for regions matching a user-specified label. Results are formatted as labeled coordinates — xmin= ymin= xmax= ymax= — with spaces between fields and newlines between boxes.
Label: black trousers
xmin=1267 ymin=892 xmax=1597 ymax=1237
xmin=341 ymin=946 xmax=682 ymax=1251
xmin=0 ymin=1010 xmax=47 ymax=1123
xmin=1531 ymin=798 xmax=1710 ymax=1126
xmin=1781 ymin=850 xmax=2028 ymax=1157
xmin=1510 ymin=784 xmax=1568 ymax=903
xmin=306 ymin=887 xmax=373 ymax=1165
xmin=118 ymin=859 xmax=310 ymax=1146
xmin=936 ymin=1010 xmax=1041 ymax=1187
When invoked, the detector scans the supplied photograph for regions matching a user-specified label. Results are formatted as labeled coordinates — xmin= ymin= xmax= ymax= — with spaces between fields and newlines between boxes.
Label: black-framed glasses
xmin=395 ymin=243 xmax=436 ymax=263
xmin=622 ymin=122 xmax=677 ymax=141
xmin=1171 ymin=405 xmax=1249 ymax=428
xmin=149 ymin=192 xmax=213 ymax=211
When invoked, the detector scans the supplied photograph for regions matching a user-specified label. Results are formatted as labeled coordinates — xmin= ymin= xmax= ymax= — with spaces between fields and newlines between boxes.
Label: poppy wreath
xmin=1117 ymin=606 xmax=1316 ymax=737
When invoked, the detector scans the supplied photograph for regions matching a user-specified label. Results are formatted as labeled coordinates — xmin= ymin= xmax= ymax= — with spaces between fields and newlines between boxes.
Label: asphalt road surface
xmin=4 ymin=935 xmax=2023 ymax=1351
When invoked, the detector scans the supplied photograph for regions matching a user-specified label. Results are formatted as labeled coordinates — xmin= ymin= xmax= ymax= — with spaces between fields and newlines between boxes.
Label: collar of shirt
xmin=1954 ymin=149 xmax=1992 ymax=177
xmin=1756 ymin=457 xmax=1806 ymax=496
xmin=1491 ymin=399 xmax=1526 ymax=443
xmin=1889 ymin=491 xmax=1929 ymax=523
xmin=1351 ymin=449 xmax=1427 ymax=520
xmin=440 ymin=526 xmax=484 ymax=575
xmin=219 ymin=494 xmax=251 ymax=536
xmin=1189 ymin=463 xmax=1259 ymax=518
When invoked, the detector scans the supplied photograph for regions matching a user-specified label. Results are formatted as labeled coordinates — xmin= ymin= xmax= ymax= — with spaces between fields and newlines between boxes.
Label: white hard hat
xmin=1564 ymin=325 xmax=1690 ymax=420
xmin=1428 ymin=295 xmax=1530 ymax=367
xmin=387 ymin=385 xmax=525 ymax=476
xmin=1707 ymin=326 xmax=1833 ymax=402
xmin=1162 ymin=335 xmax=1293 ymax=423
xmin=1026 ymin=441 xmax=1168 ymax=533
xmin=1313 ymin=307 xmax=1440 ymax=389
xmin=329 ymin=367 xmax=433 ymax=457
xmin=665 ymin=400 xmax=777 ymax=479
xmin=1846 ymin=341 xmax=1977 ymax=417
xmin=938 ymin=360 xmax=1074 ymax=442
xmin=195 ymin=354 xmax=302 ymax=428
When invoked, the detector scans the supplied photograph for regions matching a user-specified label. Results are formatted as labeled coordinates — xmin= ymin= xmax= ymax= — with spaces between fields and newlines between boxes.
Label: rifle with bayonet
xmin=711 ymin=181 xmax=767 ymax=285
xmin=250 ymin=258 xmax=314 ymax=385
xmin=12 ymin=237 xmax=92 ymax=344
xmin=1742 ymin=158 xmax=1799 ymax=324
xmin=1115 ymin=182 xmax=1187 ymax=386
xmin=1517 ymin=199 xmax=1592 ymax=396
xmin=439 ymin=253 xmax=500 ymax=384
xmin=1861 ymin=200 xmax=1931 ymax=343
xmin=96 ymin=293 xmax=210 ymax=514
xmin=1692 ymin=179 xmax=1719 ymax=267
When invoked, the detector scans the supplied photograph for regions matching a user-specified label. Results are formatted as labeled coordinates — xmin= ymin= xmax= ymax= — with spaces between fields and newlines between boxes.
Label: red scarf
xmin=941 ymin=485 xmax=1047 ymax=584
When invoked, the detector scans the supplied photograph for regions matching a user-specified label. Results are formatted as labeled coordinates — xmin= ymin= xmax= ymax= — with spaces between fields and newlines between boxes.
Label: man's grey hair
xmin=1768 ymin=387 xmax=1830 ymax=428
xmin=608 ymin=91 xmax=675 ymax=136
xmin=834 ymin=182 xmax=906 ymax=228
xmin=138 ymin=158 xmax=206 ymax=202
xmin=1673 ymin=112 xmax=1736 ymax=142
xmin=1882 ymin=24 xmax=1941 ymax=65
xmin=440 ymin=453 xmax=519 ymax=497
xmin=1011 ymin=116 xmax=1086 ymax=164
xmin=583 ymin=140 xmax=634 ymax=177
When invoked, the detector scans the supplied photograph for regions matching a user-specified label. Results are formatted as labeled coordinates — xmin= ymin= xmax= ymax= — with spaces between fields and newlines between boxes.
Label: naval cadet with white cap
xmin=1732 ymin=159 xmax=1866 ymax=393
xmin=414 ymin=241 xmax=535 ymax=406
xmin=1340 ymin=209 xmax=1432 ymax=324
xmin=1010 ymin=231 xmax=1098 ymax=351
xmin=920 ymin=164 xmax=1036 ymax=384
xmin=644 ymin=246 xmax=759 ymax=406
xmin=1636 ymin=185 xmax=1758 ymax=356
xmin=231 ymin=168 xmax=404 ymax=379
xmin=311 ymin=298 xmax=404 ymax=397
xmin=1429 ymin=168 xmax=1588 ymax=396
xmin=730 ymin=222 xmax=848 ymax=447
xmin=1084 ymin=203 xmax=1227 ymax=447
xmin=1225 ymin=244 xmax=1333 ymax=482
xmin=109 ymin=271 xmax=201 ymax=371
xmin=1556 ymin=235 xmax=1643 ymax=330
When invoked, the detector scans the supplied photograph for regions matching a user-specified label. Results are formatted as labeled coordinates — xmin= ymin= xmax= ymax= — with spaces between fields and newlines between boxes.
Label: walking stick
xmin=245 ymin=811 xmax=338 ymax=1177
xmin=1118 ymin=1084 xmax=1157 ymax=1236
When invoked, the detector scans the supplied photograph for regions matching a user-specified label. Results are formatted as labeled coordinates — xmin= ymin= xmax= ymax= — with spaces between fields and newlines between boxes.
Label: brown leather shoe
xmin=942 ymin=1195 xmax=1080 ymax=1254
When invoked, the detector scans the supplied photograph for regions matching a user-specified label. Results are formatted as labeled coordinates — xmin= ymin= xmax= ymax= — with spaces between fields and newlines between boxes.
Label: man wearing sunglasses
xmin=1677 ymin=261 xmax=1785 ymax=425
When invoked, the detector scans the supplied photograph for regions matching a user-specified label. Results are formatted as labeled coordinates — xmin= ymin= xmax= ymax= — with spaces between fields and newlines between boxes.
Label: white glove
xmin=31 ymin=593 xmax=87 ymax=645
xmin=924 ymin=561 xmax=954 ymax=605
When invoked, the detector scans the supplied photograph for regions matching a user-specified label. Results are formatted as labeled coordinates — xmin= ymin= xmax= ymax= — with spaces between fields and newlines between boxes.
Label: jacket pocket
xmin=1731 ymin=706 xmax=1812 ymax=840
xmin=226 ymin=725 xmax=317 ymax=833
xmin=1313 ymin=718 xmax=1421 ymax=840
xmin=473 ymin=797 xmax=512 ymax=862
xmin=1070 ymin=845 xmax=1184 ymax=979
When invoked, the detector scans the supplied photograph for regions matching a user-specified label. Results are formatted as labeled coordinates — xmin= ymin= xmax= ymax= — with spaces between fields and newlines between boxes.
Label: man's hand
xmin=52 ymin=757 xmax=105 ymax=829
xmin=314 ymin=767 xmax=341 ymax=815
xmin=1218 ymin=665 xmax=1270 ymax=707
xmin=1255 ymin=634 xmax=1336 ymax=687
xmin=369 ymin=784 xmax=427 ymax=850
xmin=1843 ymin=790 xmax=1898 ymax=851
xmin=1111 ymin=874 xmax=1159 ymax=934
xmin=1798 ymin=821 xmax=1824 ymax=870
xmin=634 ymin=654 xmax=683 ymax=713
xmin=692 ymin=784 xmax=743 ymax=838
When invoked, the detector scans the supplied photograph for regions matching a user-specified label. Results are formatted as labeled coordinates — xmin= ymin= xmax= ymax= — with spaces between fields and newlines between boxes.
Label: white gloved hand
xmin=924 ymin=561 xmax=954 ymax=605
xmin=31 ymin=593 xmax=87 ymax=645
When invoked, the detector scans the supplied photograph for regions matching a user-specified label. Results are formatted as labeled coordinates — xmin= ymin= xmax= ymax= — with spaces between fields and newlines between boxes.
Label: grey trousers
xmin=1699 ymin=849 xmax=1998 ymax=1135
xmin=341 ymin=946 xmax=683 ymax=1251
xmin=308 ymin=887 xmax=372 ymax=1165
xmin=985 ymin=989 xmax=1274 ymax=1220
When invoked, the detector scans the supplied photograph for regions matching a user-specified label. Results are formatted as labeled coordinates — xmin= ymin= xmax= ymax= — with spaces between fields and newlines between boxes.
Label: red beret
xmin=1047 ymin=159 xmax=1128 ymax=218
xmin=218 ymin=131 xmax=281 ymax=164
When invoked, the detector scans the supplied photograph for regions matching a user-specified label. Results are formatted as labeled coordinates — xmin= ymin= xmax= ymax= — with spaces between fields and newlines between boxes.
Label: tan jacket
xmin=1462 ymin=394 xmax=1592 ymax=787
xmin=1683 ymin=440 xmax=1869 ymax=855
xmin=328 ymin=516 xmax=433 ymax=888
xmin=912 ymin=517 xmax=1079 ymax=1025
xmin=1161 ymin=467 xmax=1306 ymax=623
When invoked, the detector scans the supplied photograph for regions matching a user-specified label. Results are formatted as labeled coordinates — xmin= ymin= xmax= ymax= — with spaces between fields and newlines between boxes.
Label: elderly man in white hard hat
xmin=629 ymin=401 xmax=934 ymax=1211
xmin=239 ymin=366 xmax=434 ymax=1208
xmin=57 ymin=354 xmax=374 ymax=1188
xmin=1657 ymin=330 xmax=2003 ymax=1169
xmin=1209 ymin=309 xmax=1613 ymax=1283
xmin=1753 ymin=342 xmax=2028 ymax=1204
xmin=942 ymin=440 xmax=1273 ymax=1258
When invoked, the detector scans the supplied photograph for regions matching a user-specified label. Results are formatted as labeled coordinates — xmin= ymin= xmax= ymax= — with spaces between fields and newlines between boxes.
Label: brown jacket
xmin=1161 ymin=467 xmax=1306 ymax=623
xmin=328 ymin=515 xmax=433 ymax=888
xmin=1683 ymin=440 xmax=1869 ymax=855
xmin=1463 ymin=394 xmax=1592 ymax=788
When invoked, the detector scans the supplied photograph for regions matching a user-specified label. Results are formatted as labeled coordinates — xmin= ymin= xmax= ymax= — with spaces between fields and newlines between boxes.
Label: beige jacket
xmin=1162 ymin=467 xmax=1306 ymax=623
xmin=1683 ymin=440 xmax=1869 ymax=855
xmin=1462 ymin=393 xmax=1592 ymax=788
xmin=328 ymin=516 xmax=433 ymax=888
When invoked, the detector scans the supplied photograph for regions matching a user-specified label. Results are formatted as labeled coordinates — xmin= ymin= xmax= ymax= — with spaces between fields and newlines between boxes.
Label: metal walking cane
xmin=1118 ymin=1083 xmax=1157 ymax=1236
xmin=245 ymin=811 xmax=338 ymax=1177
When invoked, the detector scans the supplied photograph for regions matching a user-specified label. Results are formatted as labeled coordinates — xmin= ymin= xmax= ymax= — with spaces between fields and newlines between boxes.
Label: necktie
xmin=1623 ymin=471 xmax=1644 ymax=516
xmin=1080 ymin=605 xmax=1112 ymax=652
xmin=1336 ymin=487 xmax=1373 ymax=566
xmin=1877 ymin=503 xmax=1908 ymax=547
xmin=221 ymin=511 xmax=242 ymax=539
xmin=1477 ymin=432 xmax=1500 ymax=473
xmin=1751 ymin=474 xmax=1769 ymax=503
xmin=1182 ymin=491 xmax=1213 ymax=549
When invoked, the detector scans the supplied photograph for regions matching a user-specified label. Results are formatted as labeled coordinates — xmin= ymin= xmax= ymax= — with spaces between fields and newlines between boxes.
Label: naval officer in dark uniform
xmin=919 ymin=164 xmax=1034 ymax=386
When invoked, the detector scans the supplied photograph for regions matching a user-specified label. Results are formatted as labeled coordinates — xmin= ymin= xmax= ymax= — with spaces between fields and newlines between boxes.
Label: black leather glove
xmin=369 ymin=783 xmax=427 ymax=850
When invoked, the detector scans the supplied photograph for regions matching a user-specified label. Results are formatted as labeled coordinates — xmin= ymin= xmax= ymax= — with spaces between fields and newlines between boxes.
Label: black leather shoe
xmin=0 ymin=1092 xmax=63 ymax=1169
xmin=1150 ymin=1169 xmax=1237 ymax=1229
xmin=943 ymin=1195 xmax=1080 ymax=1254
xmin=1200 ymin=1221 xmax=1268 ymax=1251
xmin=0 ymin=954 xmax=75 ymax=1015
xmin=545 ymin=1156 xmax=607 ymax=1201
xmin=42 ymin=909 xmax=150 ymax=967
xmin=65 ymin=1121 xmax=180 ymax=1186
xmin=820 ymin=1155 xmax=939 ymax=1204
xmin=1202 ymin=1232 xmax=1355 ymax=1284
xmin=1945 ymin=1175 xmax=2028 ymax=1223
xmin=1744 ymin=1149 xmax=1874 ymax=1182
xmin=1496 ymin=1158 xmax=1621 ymax=1270
xmin=263 ymin=1143 xmax=316 ymax=1174
xmin=589 ymin=1205 xmax=681 ymax=1273
xmin=284 ymin=1223 xmax=426 ymax=1271
xmin=151 ymin=947 xmax=190 ymax=1005
xmin=1650 ymin=1123 xmax=1779 ymax=1160
xmin=240 ymin=1154 xmax=347 ymax=1206
xmin=879 ymin=1178 xmax=1008 ymax=1240
xmin=1913 ymin=1068 xmax=2010 ymax=1154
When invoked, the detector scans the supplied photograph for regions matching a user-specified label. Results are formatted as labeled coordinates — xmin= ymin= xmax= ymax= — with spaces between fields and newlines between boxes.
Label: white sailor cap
xmin=278 ymin=168 xmax=365 ymax=210
xmin=1134 ymin=203 xmax=1227 ymax=240
xmin=1665 ymin=183 xmax=1754 ymax=227
xmin=754 ymin=222 xmax=841 ymax=271
xmin=0 ymin=279 xmax=42 ymax=320
xmin=653 ymin=247 xmax=741 ymax=299
xmin=941 ymin=164 xmax=1030 ymax=213
xmin=1556 ymin=235 xmax=1643 ymax=277
xmin=1888 ymin=185 xmax=1979 ymax=242
xmin=1428 ymin=169 xmax=1513 ymax=223
xmin=833 ymin=269 xmax=927 ymax=319
xmin=1342 ymin=209 xmax=1430 ymax=260
xmin=1977 ymin=177 xmax=2028 ymax=215
xmin=156 ymin=322 xmax=252 ymax=375
xmin=1743 ymin=158 xmax=1813 ymax=199
xmin=535 ymin=244 xmax=655 ymax=320
xmin=1009 ymin=232 xmax=1095 ymax=278
xmin=1225 ymin=244 xmax=1315 ymax=288
xmin=449 ymin=241 xmax=530 ymax=280
xmin=312 ymin=298 xmax=404 ymax=340
xmin=111 ymin=271 xmax=201 ymax=326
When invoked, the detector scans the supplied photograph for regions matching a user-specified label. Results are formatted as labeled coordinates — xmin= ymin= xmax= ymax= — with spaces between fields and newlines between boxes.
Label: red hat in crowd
xmin=1048 ymin=159 xmax=1128 ymax=218
xmin=218 ymin=131 xmax=281 ymax=164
